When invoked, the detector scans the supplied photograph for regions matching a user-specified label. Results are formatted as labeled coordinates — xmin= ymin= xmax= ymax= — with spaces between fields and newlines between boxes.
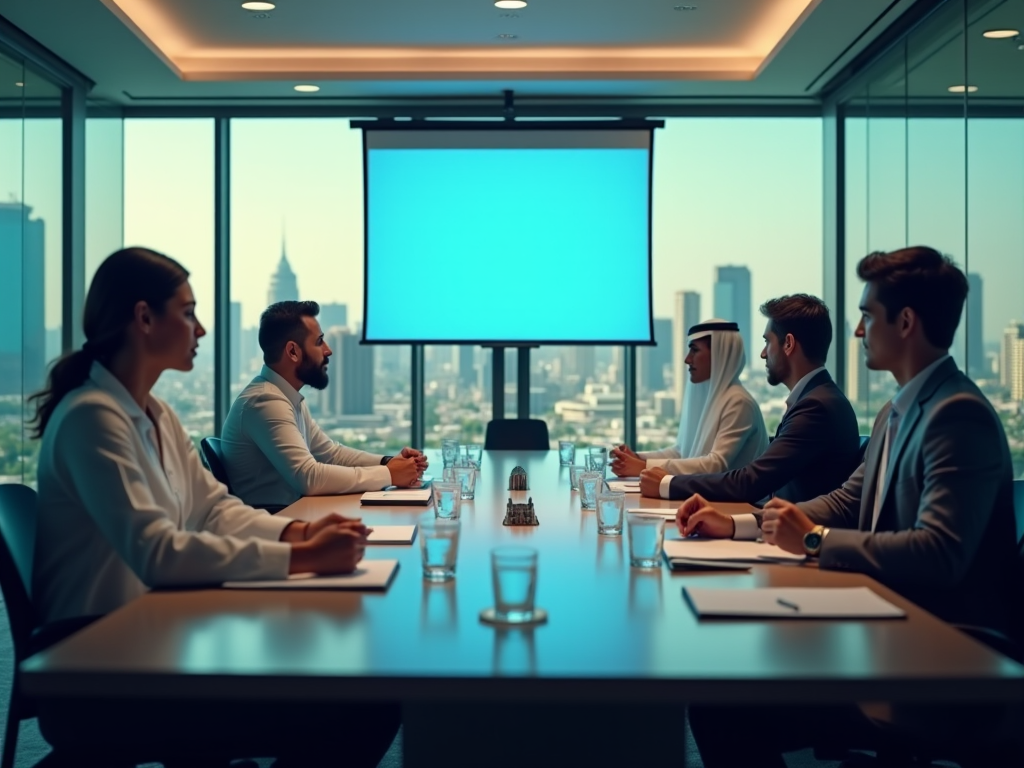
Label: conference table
xmin=21 ymin=451 xmax=1024 ymax=767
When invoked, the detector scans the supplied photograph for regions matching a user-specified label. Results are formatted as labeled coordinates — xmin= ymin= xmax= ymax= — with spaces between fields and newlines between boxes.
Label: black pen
xmin=776 ymin=598 xmax=800 ymax=611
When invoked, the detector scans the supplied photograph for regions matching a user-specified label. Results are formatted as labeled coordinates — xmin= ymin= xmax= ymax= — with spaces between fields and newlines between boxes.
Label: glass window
xmin=122 ymin=119 xmax=215 ymax=443
xmin=230 ymin=119 xmax=410 ymax=453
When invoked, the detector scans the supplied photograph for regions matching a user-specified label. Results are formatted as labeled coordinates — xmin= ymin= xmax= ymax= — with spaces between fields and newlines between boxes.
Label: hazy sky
xmin=5 ymin=116 xmax=1023 ymax=351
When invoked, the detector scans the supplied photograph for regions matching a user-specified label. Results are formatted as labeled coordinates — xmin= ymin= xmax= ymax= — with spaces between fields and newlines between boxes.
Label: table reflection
xmin=492 ymin=626 xmax=538 ymax=677
xmin=420 ymin=579 xmax=458 ymax=634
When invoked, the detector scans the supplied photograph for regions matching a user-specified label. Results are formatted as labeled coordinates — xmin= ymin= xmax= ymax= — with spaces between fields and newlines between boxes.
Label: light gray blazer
xmin=800 ymin=357 xmax=1017 ymax=633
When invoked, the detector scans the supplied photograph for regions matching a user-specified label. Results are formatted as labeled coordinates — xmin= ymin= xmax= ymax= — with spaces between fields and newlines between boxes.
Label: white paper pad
xmin=663 ymin=537 xmax=806 ymax=563
xmin=683 ymin=586 xmax=906 ymax=619
xmin=367 ymin=525 xmax=416 ymax=545
xmin=608 ymin=481 xmax=642 ymax=493
xmin=223 ymin=560 xmax=399 ymax=590
xmin=361 ymin=489 xmax=432 ymax=506
xmin=628 ymin=507 xmax=677 ymax=518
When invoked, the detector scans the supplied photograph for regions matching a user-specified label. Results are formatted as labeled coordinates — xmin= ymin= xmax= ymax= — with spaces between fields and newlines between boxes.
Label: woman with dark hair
xmin=31 ymin=247 xmax=398 ymax=766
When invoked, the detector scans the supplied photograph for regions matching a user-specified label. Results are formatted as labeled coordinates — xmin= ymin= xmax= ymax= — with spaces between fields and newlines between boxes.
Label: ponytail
xmin=29 ymin=247 xmax=189 ymax=439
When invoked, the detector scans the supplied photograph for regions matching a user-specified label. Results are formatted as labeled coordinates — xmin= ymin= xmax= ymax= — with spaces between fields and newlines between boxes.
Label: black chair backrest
xmin=484 ymin=419 xmax=550 ymax=451
xmin=1013 ymin=479 xmax=1024 ymax=548
xmin=0 ymin=484 xmax=38 ymax=663
xmin=200 ymin=437 xmax=232 ymax=492
xmin=858 ymin=435 xmax=870 ymax=463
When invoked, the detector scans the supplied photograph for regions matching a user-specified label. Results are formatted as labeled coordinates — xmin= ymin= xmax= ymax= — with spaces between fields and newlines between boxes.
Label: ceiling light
xmin=947 ymin=85 xmax=978 ymax=93
xmin=982 ymin=29 xmax=1019 ymax=39
xmin=14 ymin=82 xmax=24 ymax=87
xmin=241 ymin=2 xmax=276 ymax=10
xmin=497 ymin=33 xmax=518 ymax=39
xmin=495 ymin=1 xmax=527 ymax=8
xmin=674 ymin=4 xmax=698 ymax=9
xmin=294 ymin=84 xmax=320 ymax=92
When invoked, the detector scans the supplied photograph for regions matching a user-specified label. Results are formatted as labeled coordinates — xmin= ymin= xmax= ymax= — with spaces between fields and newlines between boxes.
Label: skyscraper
xmin=319 ymin=302 xmax=348 ymax=332
xmin=563 ymin=346 xmax=596 ymax=383
xmin=966 ymin=273 xmax=984 ymax=378
xmin=1001 ymin=322 xmax=1024 ymax=402
xmin=0 ymin=203 xmax=45 ymax=396
xmin=672 ymin=291 xmax=701 ymax=413
xmin=317 ymin=326 xmax=375 ymax=416
xmin=455 ymin=345 xmax=475 ymax=389
xmin=713 ymin=266 xmax=753 ymax=368
xmin=229 ymin=301 xmax=242 ymax=385
xmin=638 ymin=318 xmax=672 ymax=395
xmin=846 ymin=337 xmax=869 ymax=404
xmin=266 ymin=237 xmax=299 ymax=306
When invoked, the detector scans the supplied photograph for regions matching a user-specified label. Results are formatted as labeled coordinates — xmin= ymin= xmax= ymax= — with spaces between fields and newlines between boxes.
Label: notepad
xmin=683 ymin=586 xmax=906 ymax=619
xmin=608 ymin=481 xmax=642 ymax=493
xmin=663 ymin=537 xmax=806 ymax=563
xmin=367 ymin=525 xmax=416 ymax=545
xmin=361 ymin=489 xmax=432 ymax=506
xmin=223 ymin=560 xmax=399 ymax=590
xmin=627 ymin=507 xmax=678 ymax=518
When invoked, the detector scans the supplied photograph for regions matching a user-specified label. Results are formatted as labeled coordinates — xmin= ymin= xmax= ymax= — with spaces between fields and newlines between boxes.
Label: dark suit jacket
xmin=803 ymin=358 xmax=1017 ymax=634
xmin=666 ymin=370 xmax=860 ymax=504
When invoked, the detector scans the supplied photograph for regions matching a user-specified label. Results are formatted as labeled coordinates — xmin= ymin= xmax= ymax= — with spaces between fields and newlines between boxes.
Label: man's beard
xmin=297 ymin=358 xmax=330 ymax=390
xmin=765 ymin=359 xmax=784 ymax=387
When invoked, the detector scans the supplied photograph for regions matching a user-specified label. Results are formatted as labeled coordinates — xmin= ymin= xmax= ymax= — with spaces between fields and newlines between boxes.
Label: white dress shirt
xmin=221 ymin=365 xmax=392 ymax=507
xmin=641 ymin=384 xmax=769 ymax=498
xmin=34 ymin=362 xmax=293 ymax=624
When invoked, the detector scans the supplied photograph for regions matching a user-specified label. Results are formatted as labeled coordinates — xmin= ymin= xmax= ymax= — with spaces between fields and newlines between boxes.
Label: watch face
xmin=805 ymin=533 xmax=822 ymax=550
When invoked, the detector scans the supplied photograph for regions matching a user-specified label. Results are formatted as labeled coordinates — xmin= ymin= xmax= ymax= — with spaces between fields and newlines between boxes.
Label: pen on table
xmin=776 ymin=598 xmax=800 ymax=612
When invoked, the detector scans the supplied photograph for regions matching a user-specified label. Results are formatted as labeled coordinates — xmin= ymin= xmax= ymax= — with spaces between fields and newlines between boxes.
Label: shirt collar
xmin=88 ymin=361 xmax=153 ymax=424
xmin=891 ymin=354 xmax=951 ymax=417
xmin=259 ymin=364 xmax=304 ymax=407
xmin=785 ymin=366 xmax=827 ymax=410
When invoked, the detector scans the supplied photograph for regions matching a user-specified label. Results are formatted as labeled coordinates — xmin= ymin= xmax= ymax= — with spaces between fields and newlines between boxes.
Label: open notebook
xmin=223 ymin=560 xmax=399 ymax=590
xmin=361 ymin=489 xmax=432 ymax=506
xmin=663 ymin=537 xmax=806 ymax=563
xmin=683 ymin=586 xmax=906 ymax=619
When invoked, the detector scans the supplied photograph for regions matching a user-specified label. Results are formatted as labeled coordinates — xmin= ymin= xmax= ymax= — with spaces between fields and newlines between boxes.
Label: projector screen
xmin=361 ymin=127 xmax=654 ymax=345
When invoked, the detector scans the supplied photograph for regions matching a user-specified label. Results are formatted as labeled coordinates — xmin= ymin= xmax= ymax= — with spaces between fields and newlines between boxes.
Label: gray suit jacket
xmin=801 ymin=358 xmax=1017 ymax=633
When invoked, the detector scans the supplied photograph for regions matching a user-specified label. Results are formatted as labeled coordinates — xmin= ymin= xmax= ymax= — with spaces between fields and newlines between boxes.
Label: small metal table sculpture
xmin=503 ymin=497 xmax=539 ymax=526
xmin=508 ymin=466 xmax=528 ymax=491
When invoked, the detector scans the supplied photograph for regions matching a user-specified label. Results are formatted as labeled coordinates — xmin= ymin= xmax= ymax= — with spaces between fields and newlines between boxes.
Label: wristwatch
xmin=803 ymin=525 xmax=829 ymax=557
xmin=381 ymin=455 xmax=394 ymax=465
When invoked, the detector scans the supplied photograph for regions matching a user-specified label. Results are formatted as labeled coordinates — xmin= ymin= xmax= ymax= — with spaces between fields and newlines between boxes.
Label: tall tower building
xmin=966 ymin=273 xmax=984 ymax=378
xmin=713 ymin=266 xmax=753 ymax=368
xmin=454 ymin=345 xmax=476 ymax=389
xmin=0 ymin=203 xmax=45 ymax=395
xmin=317 ymin=326 xmax=375 ymax=416
xmin=638 ymin=318 xmax=672 ymax=395
xmin=229 ymin=301 xmax=242 ymax=386
xmin=1001 ymin=322 xmax=1024 ymax=402
xmin=672 ymin=291 xmax=701 ymax=413
xmin=563 ymin=346 xmax=596 ymax=383
xmin=846 ymin=337 xmax=869 ymax=404
xmin=267 ymin=236 xmax=299 ymax=306
xmin=319 ymin=302 xmax=348 ymax=332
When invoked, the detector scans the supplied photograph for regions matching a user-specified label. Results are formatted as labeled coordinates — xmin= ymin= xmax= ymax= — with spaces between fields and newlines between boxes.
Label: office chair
xmin=858 ymin=435 xmax=870 ymax=463
xmin=200 ymin=436 xmax=232 ymax=493
xmin=484 ymin=419 xmax=550 ymax=450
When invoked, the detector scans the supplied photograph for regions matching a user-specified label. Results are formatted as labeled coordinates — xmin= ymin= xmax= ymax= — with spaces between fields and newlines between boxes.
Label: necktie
xmin=871 ymin=405 xmax=900 ymax=532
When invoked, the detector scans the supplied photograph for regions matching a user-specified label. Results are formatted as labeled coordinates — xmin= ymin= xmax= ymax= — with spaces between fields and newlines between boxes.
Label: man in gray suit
xmin=685 ymin=247 xmax=1019 ymax=768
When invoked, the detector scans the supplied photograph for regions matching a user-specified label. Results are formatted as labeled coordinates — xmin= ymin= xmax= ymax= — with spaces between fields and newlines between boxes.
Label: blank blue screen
xmin=364 ymin=141 xmax=652 ymax=343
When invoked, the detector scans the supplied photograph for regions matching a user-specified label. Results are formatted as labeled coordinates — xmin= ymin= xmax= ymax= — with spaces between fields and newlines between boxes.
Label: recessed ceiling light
xmin=982 ymin=29 xmax=1019 ymax=39
xmin=14 ymin=82 xmax=24 ymax=87
xmin=294 ymin=84 xmax=320 ymax=93
xmin=241 ymin=2 xmax=276 ymax=10
xmin=673 ymin=4 xmax=698 ymax=9
xmin=947 ymin=85 xmax=979 ymax=93
xmin=497 ymin=33 xmax=518 ymax=39
xmin=495 ymin=1 xmax=527 ymax=8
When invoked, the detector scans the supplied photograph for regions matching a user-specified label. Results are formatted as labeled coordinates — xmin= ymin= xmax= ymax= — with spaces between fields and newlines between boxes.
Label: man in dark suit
xmin=638 ymin=295 xmax=860 ymax=518
xmin=685 ymin=247 xmax=1019 ymax=768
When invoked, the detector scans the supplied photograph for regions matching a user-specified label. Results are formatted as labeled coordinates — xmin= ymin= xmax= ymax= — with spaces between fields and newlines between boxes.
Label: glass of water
xmin=491 ymin=546 xmax=538 ymax=623
xmin=568 ymin=464 xmax=585 ymax=492
xmin=462 ymin=443 xmax=483 ymax=470
xmin=587 ymin=447 xmax=608 ymax=476
xmin=441 ymin=438 xmax=460 ymax=467
xmin=558 ymin=440 xmax=576 ymax=466
xmin=453 ymin=463 xmax=477 ymax=500
xmin=628 ymin=513 xmax=666 ymax=569
xmin=596 ymin=491 xmax=626 ymax=536
xmin=578 ymin=471 xmax=603 ymax=510
xmin=420 ymin=517 xmax=461 ymax=582
xmin=432 ymin=482 xmax=462 ymax=519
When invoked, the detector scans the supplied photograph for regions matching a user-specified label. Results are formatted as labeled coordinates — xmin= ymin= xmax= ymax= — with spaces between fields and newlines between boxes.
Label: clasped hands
xmin=674 ymin=493 xmax=816 ymax=554
xmin=610 ymin=446 xmax=678 ymax=499
xmin=387 ymin=447 xmax=429 ymax=487
xmin=283 ymin=513 xmax=372 ymax=574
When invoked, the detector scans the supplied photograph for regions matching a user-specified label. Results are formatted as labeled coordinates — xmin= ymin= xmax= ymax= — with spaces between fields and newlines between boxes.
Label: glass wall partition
xmin=843 ymin=0 xmax=1024 ymax=475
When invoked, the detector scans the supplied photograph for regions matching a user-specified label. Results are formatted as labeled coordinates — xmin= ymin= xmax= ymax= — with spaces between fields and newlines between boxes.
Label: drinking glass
xmin=442 ymin=466 xmax=456 ymax=483
xmin=453 ymin=464 xmax=478 ymax=500
xmin=595 ymin=491 xmax=626 ymax=536
xmin=578 ymin=471 xmax=603 ymax=510
xmin=627 ymin=513 xmax=666 ymax=569
xmin=568 ymin=464 xmax=585 ymax=492
xmin=432 ymin=482 xmax=462 ymax=520
xmin=558 ymin=440 xmax=576 ymax=466
xmin=491 ymin=546 xmax=538 ymax=623
xmin=587 ymin=447 xmax=608 ymax=476
xmin=420 ymin=517 xmax=461 ymax=582
xmin=441 ymin=438 xmax=460 ymax=467
xmin=463 ymin=443 xmax=483 ymax=470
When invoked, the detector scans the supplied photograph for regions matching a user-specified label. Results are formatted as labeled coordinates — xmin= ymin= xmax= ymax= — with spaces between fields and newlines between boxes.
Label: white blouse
xmin=34 ymin=362 xmax=293 ymax=624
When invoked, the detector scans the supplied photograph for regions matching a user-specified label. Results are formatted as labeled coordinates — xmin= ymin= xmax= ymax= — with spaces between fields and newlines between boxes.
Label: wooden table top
xmin=21 ymin=450 xmax=1024 ymax=705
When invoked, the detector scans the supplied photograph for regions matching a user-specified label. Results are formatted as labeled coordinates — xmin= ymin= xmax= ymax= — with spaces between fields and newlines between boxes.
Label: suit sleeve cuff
xmin=659 ymin=475 xmax=672 ymax=499
xmin=646 ymin=459 xmax=669 ymax=470
xmin=732 ymin=513 xmax=761 ymax=540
